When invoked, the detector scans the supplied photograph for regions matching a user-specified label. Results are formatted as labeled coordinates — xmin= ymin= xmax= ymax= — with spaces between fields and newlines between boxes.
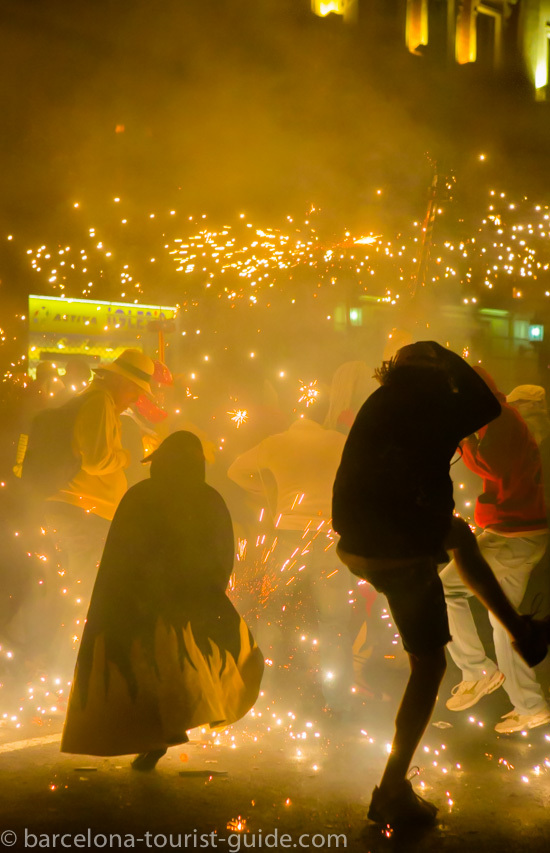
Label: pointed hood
xmin=143 ymin=430 xmax=205 ymax=486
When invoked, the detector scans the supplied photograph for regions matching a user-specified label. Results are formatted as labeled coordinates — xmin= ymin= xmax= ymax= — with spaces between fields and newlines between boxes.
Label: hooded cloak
xmin=61 ymin=431 xmax=263 ymax=756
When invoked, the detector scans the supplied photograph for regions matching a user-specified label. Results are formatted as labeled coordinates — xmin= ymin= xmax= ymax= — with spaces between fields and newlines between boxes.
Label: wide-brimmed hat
xmin=95 ymin=349 xmax=155 ymax=395
xmin=506 ymin=384 xmax=547 ymax=405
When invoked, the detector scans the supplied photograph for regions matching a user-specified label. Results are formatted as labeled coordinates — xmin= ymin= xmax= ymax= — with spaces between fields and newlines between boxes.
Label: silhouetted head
xmin=143 ymin=430 xmax=205 ymax=484
xmin=375 ymin=341 xmax=442 ymax=385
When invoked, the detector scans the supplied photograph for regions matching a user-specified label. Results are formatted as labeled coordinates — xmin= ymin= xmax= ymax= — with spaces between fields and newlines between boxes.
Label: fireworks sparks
xmin=226 ymin=816 xmax=246 ymax=832
xmin=354 ymin=235 xmax=381 ymax=245
xmin=4 ymin=187 xmax=550 ymax=390
xmin=2 ymin=189 xmax=550 ymax=836
xmin=228 ymin=409 xmax=249 ymax=428
xmin=298 ymin=380 xmax=319 ymax=407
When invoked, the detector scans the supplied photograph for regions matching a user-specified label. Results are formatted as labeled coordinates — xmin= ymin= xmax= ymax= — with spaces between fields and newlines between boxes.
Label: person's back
xmin=333 ymin=358 xmax=491 ymax=559
xmin=462 ymin=397 xmax=546 ymax=534
xmin=44 ymin=350 xmax=155 ymax=609
xmin=228 ymin=417 xmax=346 ymax=529
xmin=51 ymin=380 xmax=130 ymax=521
xmin=61 ymin=431 xmax=263 ymax=763
xmin=122 ymin=473 xmax=235 ymax=594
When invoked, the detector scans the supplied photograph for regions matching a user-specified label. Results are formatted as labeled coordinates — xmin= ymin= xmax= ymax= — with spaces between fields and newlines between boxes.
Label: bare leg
xmin=447 ymin=518 xmax=524 ymax=639
xmin=379 ymin=647 xmax=447 ymax=794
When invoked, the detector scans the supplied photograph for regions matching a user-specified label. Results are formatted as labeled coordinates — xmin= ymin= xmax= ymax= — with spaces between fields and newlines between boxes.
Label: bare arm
xmin=428 ymin=342 xmax=502 ymax=439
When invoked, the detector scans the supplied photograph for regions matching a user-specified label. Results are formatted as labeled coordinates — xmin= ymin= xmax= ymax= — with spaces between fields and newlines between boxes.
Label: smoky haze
xmin=2 ymin=8 xmax=550 ymax=802
xmin=3 ymin=0 xmax=548 ymax=241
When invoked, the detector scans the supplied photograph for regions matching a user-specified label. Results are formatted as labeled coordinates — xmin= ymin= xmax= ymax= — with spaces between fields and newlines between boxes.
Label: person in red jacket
xmin=441 ymin=367 xmax=550 ymax=732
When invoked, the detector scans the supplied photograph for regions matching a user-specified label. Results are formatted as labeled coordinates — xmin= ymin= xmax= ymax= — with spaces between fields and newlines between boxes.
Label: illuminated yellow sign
xmin=29 ymin=295 xmax=177 ymax=337
xmin=28 ymin=295 xmax=178 ymax=371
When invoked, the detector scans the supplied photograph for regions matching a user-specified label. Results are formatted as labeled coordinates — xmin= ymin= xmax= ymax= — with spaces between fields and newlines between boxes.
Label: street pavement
xmin=1 ymin=643 xmax=550 ymax=853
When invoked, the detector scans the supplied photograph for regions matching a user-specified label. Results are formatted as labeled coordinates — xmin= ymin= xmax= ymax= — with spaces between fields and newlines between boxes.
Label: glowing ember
xmin=228 ymin=409 xmax=249 ymax=428
xmin=298 ymin=380 xmax=319 ymax=407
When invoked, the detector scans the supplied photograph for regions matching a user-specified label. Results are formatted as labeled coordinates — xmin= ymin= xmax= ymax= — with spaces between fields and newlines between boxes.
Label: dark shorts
xmin=360 ymin=560 xmax=451 ymax=657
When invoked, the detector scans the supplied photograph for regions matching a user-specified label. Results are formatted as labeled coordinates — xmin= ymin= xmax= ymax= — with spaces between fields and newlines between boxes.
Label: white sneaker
xmin=445 ymin=671 xmax=505 ymax=711
xmin=495 ymin=708 xmax=550 ymax=734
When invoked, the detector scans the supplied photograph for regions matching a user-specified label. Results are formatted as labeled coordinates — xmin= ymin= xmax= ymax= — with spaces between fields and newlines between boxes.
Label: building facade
xmin=311 ymin=0 xmax=550 ymax=99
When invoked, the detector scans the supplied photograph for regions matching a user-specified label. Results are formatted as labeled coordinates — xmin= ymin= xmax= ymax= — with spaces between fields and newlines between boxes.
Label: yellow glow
xmin=455 ymin=0 xmax=477 ymax=64
xmin=298 ymin=380 xmax=319 ymax=407
xmin=354 ymin=235 xmax=381 ymax=245
xmin=406 ymin=0 xmax=428 ymax=53
xmin=228 ymin=410 xmax=249 ymax=428
xmin=535 ymin=56 xmax=548 ymax=89
xmin=312 ymin=0 xmax=343 ymax=17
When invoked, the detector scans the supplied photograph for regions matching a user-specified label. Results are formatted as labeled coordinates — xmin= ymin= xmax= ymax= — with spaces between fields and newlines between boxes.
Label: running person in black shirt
xmin=333 ymin=341 xmax=548 ymax=828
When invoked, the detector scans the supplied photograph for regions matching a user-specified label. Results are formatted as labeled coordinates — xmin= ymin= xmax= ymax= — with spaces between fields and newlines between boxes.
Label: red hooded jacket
xmin=460 ymin=367 xmax=547 ymax=533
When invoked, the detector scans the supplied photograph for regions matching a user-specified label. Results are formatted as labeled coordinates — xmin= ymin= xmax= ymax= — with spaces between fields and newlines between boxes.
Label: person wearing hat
xmin=61 ymin=430 xmax=264 ymax=767
xmin=507 ymin=385 xmax=550 ymax=448
xmin=45 ymin=348 xmax=155 ymax=608
xmin=507 ymin=385 xmax=550 ymax=507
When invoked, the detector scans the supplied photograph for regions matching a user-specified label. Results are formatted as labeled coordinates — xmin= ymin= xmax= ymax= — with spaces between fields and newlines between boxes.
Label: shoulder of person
xmin=491 ymin=403 xmax=529 ymax=437
xmin=204 ymin=481 xmax=230 ymax=507
xmin=352 ymin=383 xmax=397 ymax=422
xmin=118 ymin=477 xmax=153 ymax=509
xmin=77 ymin=385 xmax=113 ymax=412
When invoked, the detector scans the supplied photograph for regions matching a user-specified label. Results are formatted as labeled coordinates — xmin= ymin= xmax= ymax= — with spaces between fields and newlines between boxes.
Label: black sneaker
xmin=512 ymin=615 xmax=549 ymax=668
xmin=368 ymin=780 xmax=438 ymax=827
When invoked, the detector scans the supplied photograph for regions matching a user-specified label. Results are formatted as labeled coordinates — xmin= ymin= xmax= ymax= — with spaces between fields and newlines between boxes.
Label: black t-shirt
xmin=332 ymin=350 xmax=501 ymax=559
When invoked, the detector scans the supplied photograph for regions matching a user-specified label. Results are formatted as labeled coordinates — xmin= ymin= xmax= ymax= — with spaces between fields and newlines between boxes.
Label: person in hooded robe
xmin=61 ymin=431 xmax=264 ymax=770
